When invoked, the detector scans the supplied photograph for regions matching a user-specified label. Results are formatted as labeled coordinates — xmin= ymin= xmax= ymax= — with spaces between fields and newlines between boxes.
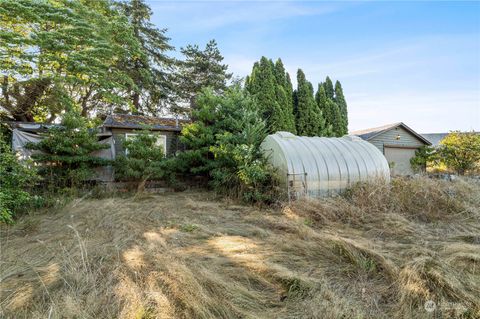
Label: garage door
xmin=384 ymin=147 xmax=416 ymax=176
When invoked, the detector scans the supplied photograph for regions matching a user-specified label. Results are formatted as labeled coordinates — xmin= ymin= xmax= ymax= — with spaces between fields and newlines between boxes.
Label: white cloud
xmin=148 ymin=1 xmax=340 ymax=32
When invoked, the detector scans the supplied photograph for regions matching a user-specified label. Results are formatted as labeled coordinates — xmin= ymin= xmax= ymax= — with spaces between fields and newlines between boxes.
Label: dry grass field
xmin=1 ymin=177 xmax=479 ymax=318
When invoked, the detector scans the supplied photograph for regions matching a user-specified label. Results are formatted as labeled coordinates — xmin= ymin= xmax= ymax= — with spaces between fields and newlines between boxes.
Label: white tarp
xmin=11 ymin=129 xmax=115 ymax=181
xmin=12 ymin=129 xmax=45 ymax=160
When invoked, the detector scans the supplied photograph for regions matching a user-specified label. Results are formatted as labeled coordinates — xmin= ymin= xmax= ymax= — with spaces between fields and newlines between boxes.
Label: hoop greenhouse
xmin=260 ymin=132 xmax=390 ymax=199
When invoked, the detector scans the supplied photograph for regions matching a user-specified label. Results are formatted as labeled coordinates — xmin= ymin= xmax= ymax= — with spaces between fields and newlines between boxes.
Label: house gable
xmin=368 ymin=125 xmax=427 ymax=153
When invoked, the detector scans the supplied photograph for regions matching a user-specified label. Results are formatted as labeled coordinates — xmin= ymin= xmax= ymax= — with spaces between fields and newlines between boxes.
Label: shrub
xmin=410 ymin=145 xmax=436 ymax=173
xmin=114 ymin=129 xmax=169 ymax=191
xmin=0 ymin=132 xmax=38 ymax=223
xmin=438 ymin=131 xmax=480 ymax=175
xmin=27 ymin=111 xmax=110 ymax=189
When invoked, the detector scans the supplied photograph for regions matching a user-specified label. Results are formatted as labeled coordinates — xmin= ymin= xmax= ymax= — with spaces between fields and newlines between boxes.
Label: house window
xmin=124 ymin=133 xmax=167 ymax=156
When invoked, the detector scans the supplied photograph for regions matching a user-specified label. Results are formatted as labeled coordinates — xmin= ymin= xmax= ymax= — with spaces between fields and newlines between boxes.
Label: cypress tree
xmin=295 ymin=69 xmax=327 ymax=136
xmin=334 ymin=80 xmax=348 ymax=136
xmin=246 ymin=57 xmax=281 ymax=132
xmin=293 ymin=89 xmax=299 ymax=132
xmin=315 ymin=85 xmax=334 ymax=136
xmin=247 ymin=57 xmax=296 ymax=133
xmin=324 ymin=76 xmax=335 ymax=100
xmin=273 ymin=58 xmax=296 ymax=133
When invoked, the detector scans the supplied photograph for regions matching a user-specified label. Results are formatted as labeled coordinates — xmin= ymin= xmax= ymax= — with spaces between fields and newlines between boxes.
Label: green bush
xmin=438 ymin=131 xmax=480 ymax=175
xmin=410 ymin=145 xmax=436 ymax=173
xmin=0 ymin=133 xmax=38 ymax=223
xmin=114 ymin=129 xmax=170 ymax=191
xmin=178 ymin=86 xmax=281 ymax=204
xmin=27 ymin=112 xmax=110 ymax=189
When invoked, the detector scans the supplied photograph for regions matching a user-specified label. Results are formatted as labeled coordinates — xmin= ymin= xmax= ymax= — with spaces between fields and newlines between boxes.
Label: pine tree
xmin=295 ymin=69 xmax=327 ymax=136
xmin=178 ymin=39 xmax=232 ymax=114
xmin=27 ymin=112 xmax=110 ymax=189
xmin=334 ymin=80 xmax=349 ymax=136
xmin=114 ymin=129 xmax=168 ymax=191
xmin=118 ymin=0 xmax=175 ymax=115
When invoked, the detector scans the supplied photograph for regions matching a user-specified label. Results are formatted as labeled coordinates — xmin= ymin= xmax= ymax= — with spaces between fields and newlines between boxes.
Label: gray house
xmin=99 ymin=114 xmax=189 ymax=158
xmin=351 ymin=122 xmax=432 ymax=176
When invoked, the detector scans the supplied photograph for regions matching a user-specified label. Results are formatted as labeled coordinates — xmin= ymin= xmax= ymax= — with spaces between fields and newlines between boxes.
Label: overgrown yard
xmin=1 ymin=177 xmax=479 ymax=318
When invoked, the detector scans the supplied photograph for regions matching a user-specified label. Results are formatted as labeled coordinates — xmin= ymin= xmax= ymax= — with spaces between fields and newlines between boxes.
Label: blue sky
xmin=146 ymin=0 xmax=480 ymax=133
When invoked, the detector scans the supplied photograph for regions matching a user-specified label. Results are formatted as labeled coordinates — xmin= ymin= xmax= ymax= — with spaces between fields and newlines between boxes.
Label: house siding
xmin=110 ymin=128 xmax=181 ymax=158
xmin=368 ymin=126 xmax=425 ymax=153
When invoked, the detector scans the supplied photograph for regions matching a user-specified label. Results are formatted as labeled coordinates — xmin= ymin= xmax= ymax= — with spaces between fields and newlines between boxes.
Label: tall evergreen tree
xmin=324 ymin=76 xmax=335 ymax=100
xmin=334 ymin=80 xmax=349 ymax=135
xmin=247 ymin=57 xmax=296 ymax=133
xmin=177 ymin=39 xmax=232 ymax=114
xmin=295 ymin=69 xmax=327 ymax=136
xmin=273 ymin=59 xmax=296 ymax=133
xmin=316 ymin=79 xmax=348 ymax=137
xmin=118 ymin=0 xmax=175 ymax=115
xmin=315 ymin=85 xmax=334 ymax=136
xmin=245 ymin=57 xmax=282 ymax=132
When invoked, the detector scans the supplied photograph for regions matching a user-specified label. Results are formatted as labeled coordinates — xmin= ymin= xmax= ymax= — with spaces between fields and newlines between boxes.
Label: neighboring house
xmin=4 ymin=114 xmax=189 ymax=182
xmin=421 ymin=133 xmax=449 ymax=147
xmin=99 ymin=114 xmax=189 ymax=158
xmin=422 ymin=132 xmax=480 ymax=147
xmin=351 ymin=122 xmax=432 ymax=176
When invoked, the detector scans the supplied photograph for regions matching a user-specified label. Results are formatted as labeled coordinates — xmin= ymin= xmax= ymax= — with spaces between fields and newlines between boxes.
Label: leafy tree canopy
xmin=0 ymin=0 xmax=141 ymax=121
xmin=438 ymin=132 xmax=480 ymax=175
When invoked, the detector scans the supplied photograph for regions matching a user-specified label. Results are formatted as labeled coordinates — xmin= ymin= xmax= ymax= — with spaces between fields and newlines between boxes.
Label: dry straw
xmin=1 ymin=177 xmax=479 ymax=318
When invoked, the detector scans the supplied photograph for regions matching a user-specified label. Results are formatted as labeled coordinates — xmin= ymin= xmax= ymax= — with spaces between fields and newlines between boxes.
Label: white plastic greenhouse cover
xmin=260 ymin=132 xmax=390 ymax=198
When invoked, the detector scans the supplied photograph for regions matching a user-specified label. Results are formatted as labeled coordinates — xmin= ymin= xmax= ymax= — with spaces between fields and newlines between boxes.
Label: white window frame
xmin=124 ymin=133 xmax=167 ymax=157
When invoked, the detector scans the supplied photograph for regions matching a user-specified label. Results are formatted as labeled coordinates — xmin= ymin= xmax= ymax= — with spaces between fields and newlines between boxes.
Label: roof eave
xmin=102 ymin=124 xmax=182 ymax=132
xmin=358 ymin=122 xmax=432 ymax=146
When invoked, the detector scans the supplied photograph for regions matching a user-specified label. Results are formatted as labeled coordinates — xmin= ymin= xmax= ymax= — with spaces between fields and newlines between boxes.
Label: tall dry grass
xmin=0 ymin=177 xmax=479 ymax=318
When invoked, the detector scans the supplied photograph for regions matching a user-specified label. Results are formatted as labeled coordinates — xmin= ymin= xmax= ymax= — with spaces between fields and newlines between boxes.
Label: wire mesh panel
xmin=287 ymin=173 xmax=308 ymax=202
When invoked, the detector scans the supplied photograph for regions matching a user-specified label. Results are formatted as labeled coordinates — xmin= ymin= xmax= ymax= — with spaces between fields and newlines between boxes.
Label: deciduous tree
xmin=0 ymin=0 xmax=139 ymax=121
xmin=438 ymin=132 xmax=480 ymax=175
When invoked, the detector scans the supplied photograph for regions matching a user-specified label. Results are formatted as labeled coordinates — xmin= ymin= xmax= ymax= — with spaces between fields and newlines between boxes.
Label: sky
xmin=146 ymin=0 xmax=480 ymax=133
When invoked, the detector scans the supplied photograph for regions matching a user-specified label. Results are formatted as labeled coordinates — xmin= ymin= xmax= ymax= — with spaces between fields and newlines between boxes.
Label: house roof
xmin=421 ymin=132 xmax=480 ymax=147
xmin=102 ymin=114 xmax=189 ymax=132
xmin=421 ymin=133 xmax=449 ymax=146
xmin=3 ymin=121 xmax=61 ymax=132
xmin=350 ymin=122 xmax=432 ymax=145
